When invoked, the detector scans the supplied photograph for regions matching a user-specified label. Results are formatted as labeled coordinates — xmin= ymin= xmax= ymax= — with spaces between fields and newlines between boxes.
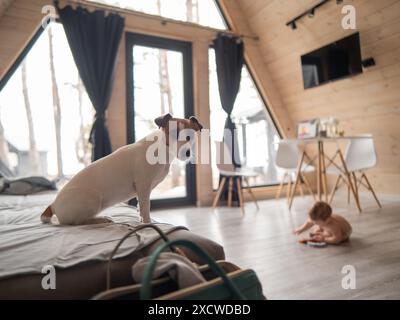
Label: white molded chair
xmin=275 ymin=141 xmax=315 ymax=202
xmin=327 ymin=134 xmax=381 ymax=207
xmin=212 ymin=141 xmax=259 ymax=211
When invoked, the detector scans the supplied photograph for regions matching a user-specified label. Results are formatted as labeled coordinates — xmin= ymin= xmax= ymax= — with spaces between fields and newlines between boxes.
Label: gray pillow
xmin=0 ymin=176 xmax=57 ymax=195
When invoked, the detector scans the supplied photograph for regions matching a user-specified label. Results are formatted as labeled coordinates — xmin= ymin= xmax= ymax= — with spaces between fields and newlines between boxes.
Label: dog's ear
xmin=155 ymin=113 xmax=173 ymax=128
xmin=189 ymin=116 xmax=203 ymax=131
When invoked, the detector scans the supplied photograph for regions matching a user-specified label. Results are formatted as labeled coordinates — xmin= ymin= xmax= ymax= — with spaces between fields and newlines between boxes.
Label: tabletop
xmin=280 ymin=135 xmax=372 ymax=143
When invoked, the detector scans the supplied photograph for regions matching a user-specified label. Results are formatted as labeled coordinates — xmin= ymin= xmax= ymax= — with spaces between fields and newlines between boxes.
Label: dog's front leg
xmin=137 ymin=187 xmax=151 ymax=223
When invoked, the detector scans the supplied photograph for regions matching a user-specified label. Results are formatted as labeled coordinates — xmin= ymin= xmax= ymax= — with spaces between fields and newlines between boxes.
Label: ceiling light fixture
xmin=286 ymin=0 xmax=331 ymax=30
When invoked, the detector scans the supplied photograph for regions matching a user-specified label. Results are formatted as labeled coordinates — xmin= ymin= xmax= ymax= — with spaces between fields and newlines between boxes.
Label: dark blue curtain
xmin=213 ymin=34 xmax=244 ymax=204
xmin=213 ymin=34 xmax=244 ymax=168
xmin=55 ymin=2 xmax=124 ymax=161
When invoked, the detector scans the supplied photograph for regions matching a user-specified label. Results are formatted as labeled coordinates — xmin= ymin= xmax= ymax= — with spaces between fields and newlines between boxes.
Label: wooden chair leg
xmin=301 ymin=173 xmax=316 ymax=201
xmin=227 ymin=177 xmax=233 ymax=207
xmin=329 ymin=175 xmax=342 ymax=205
xmin=338 ymin=149 xmax=362 ymax=213
xmin=362 ymin=172 xmax=382 ymax=208
xmin=244 ymin=178 xmax=259 ymax=210
xmin=317 ymin=142 xmax=322 ymax=201
xmin=289 ymin=151 xmax=306 ymax=209
xmin=352 ymin=172 xmax=359 ymax=203
xmin=347 ymin=184 xmax=350 ymax=204
xmin=298 ymin=180 xmax=305 ymax=197
xmin=236 ymin=178 xmax=244 ymax=213
xmin=288 ymin=172 xmax=299 ymax=209
xmin=340 ymin=174 xmax=351 ymax=196
xmin=321 ymin=143 xmax=329 ymax=202
xmin=212 ymin=177 xmax=226 ymax=208
xmin=286 ymin=174 xmax=292 ymax=204
xmin=276 ymin=172 xmax=286 ymax=199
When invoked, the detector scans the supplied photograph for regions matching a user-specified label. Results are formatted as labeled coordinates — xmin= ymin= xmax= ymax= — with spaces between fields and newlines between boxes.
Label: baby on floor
xmin=294 ymin=201 xmax=352 ymax=245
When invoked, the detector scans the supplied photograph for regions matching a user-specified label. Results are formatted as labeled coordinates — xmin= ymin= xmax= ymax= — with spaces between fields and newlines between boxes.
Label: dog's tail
xmin=40 ymin=205 xmax=54 ymax=224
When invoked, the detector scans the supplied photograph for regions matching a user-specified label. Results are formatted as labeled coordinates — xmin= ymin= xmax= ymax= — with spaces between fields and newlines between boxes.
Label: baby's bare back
xmin=324 ymin=214 xmax=352 ymax=241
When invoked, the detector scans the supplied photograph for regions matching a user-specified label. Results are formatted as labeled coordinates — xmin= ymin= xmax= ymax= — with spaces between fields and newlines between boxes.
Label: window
xmin=126 ymin=33 xmax=196 ymax=205
xmin=89 ymin=0 xmax=227 ymax=30
xmin=0 ymin=23 xmax=94 ymax=179
xmin=209 ymin=49 xmax=281 ymax=189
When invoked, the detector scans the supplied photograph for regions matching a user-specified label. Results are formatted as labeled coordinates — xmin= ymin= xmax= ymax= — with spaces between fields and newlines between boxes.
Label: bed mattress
xmin=0 ymin=193 xmax=224 ymax=299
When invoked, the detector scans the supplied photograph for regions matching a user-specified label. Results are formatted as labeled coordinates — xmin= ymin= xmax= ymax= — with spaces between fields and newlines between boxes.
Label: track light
xmin=286 ymin=0 xmax=331 ymax=30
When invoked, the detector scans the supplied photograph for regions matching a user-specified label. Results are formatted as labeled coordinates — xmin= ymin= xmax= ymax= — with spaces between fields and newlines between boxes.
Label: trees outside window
xmin=0 ymin=23 xmax=93 ymax=179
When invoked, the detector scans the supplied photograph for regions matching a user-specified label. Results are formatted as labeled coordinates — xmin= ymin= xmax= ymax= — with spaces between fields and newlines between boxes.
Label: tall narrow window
xmin=0 ymin=23 xmax=94 ymax=179
xmin=125 ymin=32 xmax=196 ymax=207
xmin=209 ymin=49 xmax=281 ymax=189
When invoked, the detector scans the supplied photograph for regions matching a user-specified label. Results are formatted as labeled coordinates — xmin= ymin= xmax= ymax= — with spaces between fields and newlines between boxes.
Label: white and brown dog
xmin=41 ymin=114 xmax=203 ymax=225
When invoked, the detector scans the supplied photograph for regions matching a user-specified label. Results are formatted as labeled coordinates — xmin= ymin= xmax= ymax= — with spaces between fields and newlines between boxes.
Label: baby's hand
xmin=311 ymin=234 xmax=324 ymax=242
xmin=293 ymin=228 xmax=301 ymax=235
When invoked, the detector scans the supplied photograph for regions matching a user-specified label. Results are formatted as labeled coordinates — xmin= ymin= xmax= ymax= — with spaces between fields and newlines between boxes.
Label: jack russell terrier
xmin=41 ymin=114 xmax=203 ymax=225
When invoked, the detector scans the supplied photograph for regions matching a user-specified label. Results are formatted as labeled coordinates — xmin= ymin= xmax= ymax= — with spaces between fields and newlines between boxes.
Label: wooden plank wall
xmin=229 ymin=0 xmax=400 ymax=194
xmin=0 ymin=0 xmax=13 ymax=20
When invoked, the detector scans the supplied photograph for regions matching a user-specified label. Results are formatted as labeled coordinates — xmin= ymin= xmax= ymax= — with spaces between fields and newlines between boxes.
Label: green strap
xmin=140 ymin=239 xmax=246 ymax=300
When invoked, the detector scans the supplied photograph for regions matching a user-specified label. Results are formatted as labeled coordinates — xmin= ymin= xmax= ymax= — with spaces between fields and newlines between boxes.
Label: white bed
xmin=0 ymin=192 xmax=224 ymax=299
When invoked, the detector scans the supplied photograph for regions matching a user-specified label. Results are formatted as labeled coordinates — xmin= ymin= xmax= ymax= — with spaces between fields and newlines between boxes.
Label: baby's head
xmin=309 ymin=201 xmax=332 ymax=226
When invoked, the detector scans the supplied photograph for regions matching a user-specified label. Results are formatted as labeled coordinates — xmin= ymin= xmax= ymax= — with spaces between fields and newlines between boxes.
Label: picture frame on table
xmin=297 ymin=119 xmax=319 ymax=139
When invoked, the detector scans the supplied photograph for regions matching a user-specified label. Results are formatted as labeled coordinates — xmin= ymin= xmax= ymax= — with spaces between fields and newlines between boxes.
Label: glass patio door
xmin=125 ymin=32 xmax=196 ymax=208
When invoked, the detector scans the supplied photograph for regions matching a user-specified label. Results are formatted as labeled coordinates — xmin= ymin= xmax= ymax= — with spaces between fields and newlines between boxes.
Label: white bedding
xmin=0 ymin=192 xmax=185 ymax=279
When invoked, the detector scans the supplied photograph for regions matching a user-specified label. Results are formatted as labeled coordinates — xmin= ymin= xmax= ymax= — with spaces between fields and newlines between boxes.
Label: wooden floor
xmin=152 ymin=192 xmax=400 ymax=300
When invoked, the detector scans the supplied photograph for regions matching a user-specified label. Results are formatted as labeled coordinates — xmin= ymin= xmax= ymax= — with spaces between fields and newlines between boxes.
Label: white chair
xmin=327 ymin=134 xmax=381 ymax=207
xmin=275 ymin=141 xmax=315 ymax=202
xmin=212 ymin=141 xmax=259 ymax=212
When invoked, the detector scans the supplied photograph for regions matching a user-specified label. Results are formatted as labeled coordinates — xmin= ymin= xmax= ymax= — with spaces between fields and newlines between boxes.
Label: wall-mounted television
xmin=301 ymin=33 xmax=363 ymax=89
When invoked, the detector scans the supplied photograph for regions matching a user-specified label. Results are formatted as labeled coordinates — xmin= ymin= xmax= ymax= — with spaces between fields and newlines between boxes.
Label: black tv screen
xmin=301 ymin=33 xmax=363 ymax=89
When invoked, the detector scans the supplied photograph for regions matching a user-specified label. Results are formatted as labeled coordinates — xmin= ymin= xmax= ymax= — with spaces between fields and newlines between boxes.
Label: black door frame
xmin=125 ymin=32 xmax=196 ymax=209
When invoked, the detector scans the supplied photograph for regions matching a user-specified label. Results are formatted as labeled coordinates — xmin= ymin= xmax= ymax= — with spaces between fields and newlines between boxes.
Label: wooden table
xmin=282 ymin=136 xmax=370 ymax=213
